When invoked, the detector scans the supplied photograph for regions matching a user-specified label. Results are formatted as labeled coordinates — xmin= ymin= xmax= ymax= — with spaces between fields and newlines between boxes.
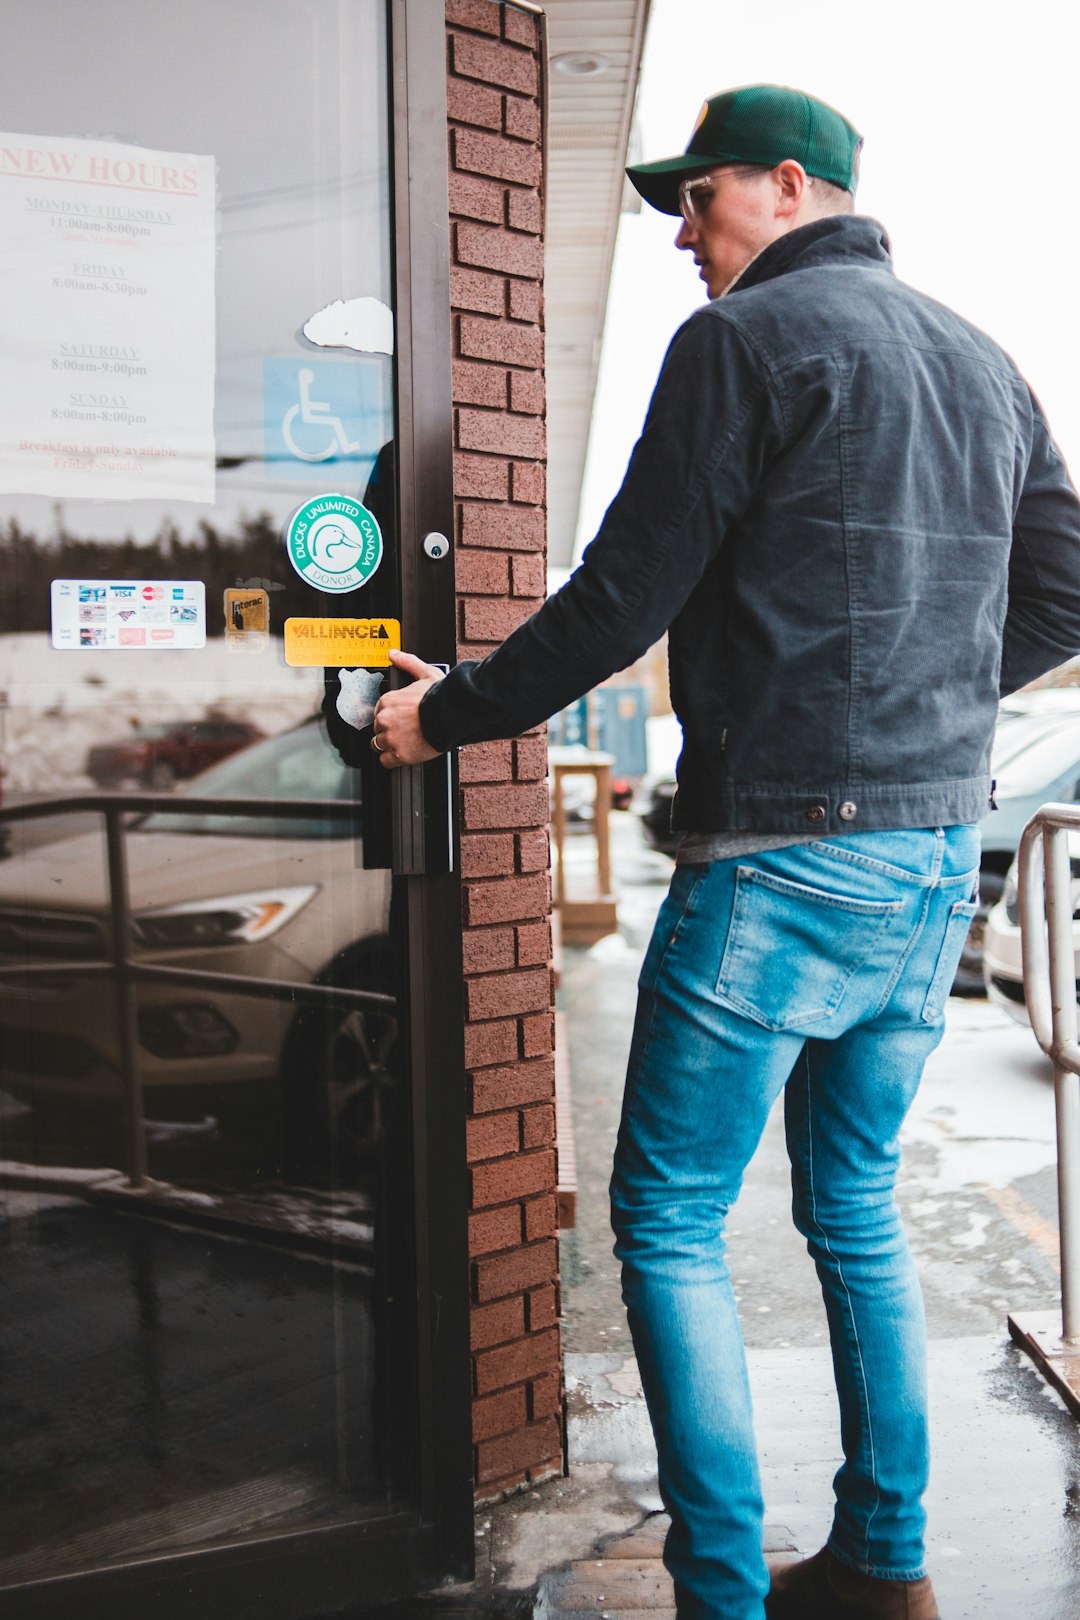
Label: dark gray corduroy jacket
xmin=420 ymin=214 xmax=1080 ymax=835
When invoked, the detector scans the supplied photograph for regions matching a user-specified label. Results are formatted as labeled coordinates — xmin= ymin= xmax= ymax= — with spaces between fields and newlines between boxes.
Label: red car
xmin=86 ymin=718 xmax=264 ymax=790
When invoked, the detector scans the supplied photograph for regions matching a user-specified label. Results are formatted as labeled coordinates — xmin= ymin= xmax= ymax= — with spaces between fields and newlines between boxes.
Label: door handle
xmin=390 ymin=663 xmax=453 ymax=876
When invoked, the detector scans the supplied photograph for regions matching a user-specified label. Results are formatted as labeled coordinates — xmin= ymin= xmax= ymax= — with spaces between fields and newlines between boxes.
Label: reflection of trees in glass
xmin=0 ymin=512 xmax=328 ymax=633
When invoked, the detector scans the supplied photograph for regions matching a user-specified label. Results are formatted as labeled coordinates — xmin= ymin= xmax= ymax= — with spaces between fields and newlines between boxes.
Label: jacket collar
xmin=727 ymin=214 xmax=893 ymax=296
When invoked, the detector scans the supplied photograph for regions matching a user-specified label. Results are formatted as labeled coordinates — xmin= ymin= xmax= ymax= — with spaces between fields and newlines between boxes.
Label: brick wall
xmin=445 ymin=0 xmax=563 ymax=1498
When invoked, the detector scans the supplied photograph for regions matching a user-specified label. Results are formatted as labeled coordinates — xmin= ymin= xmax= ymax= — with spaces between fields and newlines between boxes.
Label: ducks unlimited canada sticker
xmin=284 ymin=493 xmax=383 ymax=594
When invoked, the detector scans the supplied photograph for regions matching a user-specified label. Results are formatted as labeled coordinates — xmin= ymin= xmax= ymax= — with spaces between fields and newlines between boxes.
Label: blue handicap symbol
xmin=264 ymin=356 xmax=392 ymax=485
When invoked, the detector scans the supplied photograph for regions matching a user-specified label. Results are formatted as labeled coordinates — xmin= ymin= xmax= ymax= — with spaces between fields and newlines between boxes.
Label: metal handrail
xmin=1019 ymin=803 xmax=1080 ymax=1342
xmin=0 ymin=789 xmax=395 ymax=1187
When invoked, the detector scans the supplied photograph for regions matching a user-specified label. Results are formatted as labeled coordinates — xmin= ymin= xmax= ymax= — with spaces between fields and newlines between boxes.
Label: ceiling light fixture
xmin=551 ymin=51 xmax=610 ymax=78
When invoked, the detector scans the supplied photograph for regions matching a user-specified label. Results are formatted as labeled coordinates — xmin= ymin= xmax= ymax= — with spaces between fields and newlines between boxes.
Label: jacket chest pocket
xmin=715 ymin=865 xmax=903 ymax=1033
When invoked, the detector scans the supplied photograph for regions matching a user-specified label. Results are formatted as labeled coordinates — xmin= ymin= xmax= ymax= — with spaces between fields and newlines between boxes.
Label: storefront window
xmin=0 ymin=0 xmax=415 ymax=1591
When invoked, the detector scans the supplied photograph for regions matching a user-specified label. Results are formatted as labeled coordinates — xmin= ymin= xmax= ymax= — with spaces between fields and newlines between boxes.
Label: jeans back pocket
xmin=921 ymin=898 xmax=979 ymax=1023
xmin=715 ymin=865 xmax=903 ymax=1033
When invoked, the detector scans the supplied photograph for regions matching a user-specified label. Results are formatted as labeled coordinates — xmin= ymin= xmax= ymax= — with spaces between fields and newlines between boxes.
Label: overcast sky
xmin=574 ymin=0 xmax=1080 ymax=559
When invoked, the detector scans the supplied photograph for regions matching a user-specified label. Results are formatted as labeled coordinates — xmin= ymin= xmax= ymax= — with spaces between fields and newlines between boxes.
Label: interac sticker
xmin=284 ymin=616 xmax=401 ymax=668
xmin=224 ymin=587 xmax=269 ymax=656
xmin=225 ymin=587 xmax=269 ymax=634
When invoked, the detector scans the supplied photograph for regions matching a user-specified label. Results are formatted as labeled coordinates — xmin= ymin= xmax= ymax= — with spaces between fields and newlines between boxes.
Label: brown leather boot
xmin=765 ymin=1547 xmax=939 ymax=1619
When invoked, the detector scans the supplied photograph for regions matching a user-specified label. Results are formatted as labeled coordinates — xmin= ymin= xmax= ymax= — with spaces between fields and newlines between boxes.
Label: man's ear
xmin=773 ymin=160 xmax=810 ymax=218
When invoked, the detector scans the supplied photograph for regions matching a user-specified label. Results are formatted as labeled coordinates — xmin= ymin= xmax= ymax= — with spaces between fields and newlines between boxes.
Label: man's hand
xmin=371 ymin=648 xmax=443 ymax=768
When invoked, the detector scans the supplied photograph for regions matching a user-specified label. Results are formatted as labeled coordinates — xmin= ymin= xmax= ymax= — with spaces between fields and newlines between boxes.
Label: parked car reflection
xmin=0 ymin=718 xmax=394 ymax=1184
xmin=86 ymin=716 xmax=264 ymax=789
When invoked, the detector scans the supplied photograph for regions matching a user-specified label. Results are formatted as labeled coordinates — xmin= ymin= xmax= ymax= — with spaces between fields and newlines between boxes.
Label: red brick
xmin=472 ymin=1153 xmax=557 ymax=1218
xmin=462 ymin=596 xmax=535 ymax=642
xmin=511 ymin=460 xmax=544 ymax=502
xmin=476 ymin=1468 xmax=528 ymax=1499
xmin=467 ymin=967 xmax=551 ymax=1022
xmin=521 ymin=1101 xmax=555 ymax=1148
xmin=460 ymin=314 xmax=543 ymax=369
xmin=446 ymin=0 xmax=501 ymax=33
xmin=516 ymin=828 xmax=550 ymax=873
xmin=461 ymin=831 xmax=515 ymax=879
xmin=454 ymin=127 xmax=540 ymax=188
xmin=456 ymin=549 xmax=510 ymax=595
xmin=450 ymin=267 xmax=505 ymax=316
xmin=502 ymin=5 xmax=538 ymax=46
xmin=447 ymin=76 xmax=504 ymax=132
xmin=469 ymin=1203 xmax=523 ymax=1257
xmin=507 ymin=188 xmax=543 ymax=232
xmin=463 ymin=782 xmax=550 ymax=831
xmin=471 ymin=1294 xmax=526 ymax=1350
xmin=504 ymin=98 xmax=541 ymax=143
xmin=460 ymin=498 xmax=545 ymax=547
xmin=475 ymin=1320 xmax=560 ymax=1388
xmin=477 ymin=1417 xmax=561 ymax=1485
xmin=526 ymin=1283 xmax=559 ymax=1332
xmin=455 ymin=453 xmax=510 ymax=502
xmin=520 ymin=1011 xmax=555 ymax=1058
xmin=523 ymin=1194 xmax=558 ymax=1243
xmin=516 ymin=915 xmax=552 ymax=967
xmin=473 ymin=1386 xmax=528 ymax=1442
xmin=457 ymin=407 xmax=545 ymax=462
xmin=508 ymin=280 xmax=542 ymax=322
xmin=459 ymin=738 xmax=514 ymax=782
xmin=511 ymin=550 xmax=546 ymax=594
xmin=457 ymin=641 xmax=505 ymax=660
xmin=453 ymin=358 xmax=507 ymax=407
xmin=467 ymin=1110 xmax=521 ymax=1163
xmin=449 ymin=170 xmax=505 ymax=223
xmin=452 ymin=33 xmax=538 ymax=97
xmin=464 ymin=1019 xmax=520 ymax=1069
xmin=471 ymin=1056 xmax=555 ymax=1113
xmin=462 ymin=925 xmax=516 ymax=974
xmin=514 ymin=735 xmax=548 ymax=780
xmin=509 ymin=370 xmax=544 ymax=414
xmin=465 ymin=872 xmax=550 ymax=926
xmin=457 ymin=221 xmax=543 ymax=278
xmin=529 ymin=1371 xmax=563 ymax=1423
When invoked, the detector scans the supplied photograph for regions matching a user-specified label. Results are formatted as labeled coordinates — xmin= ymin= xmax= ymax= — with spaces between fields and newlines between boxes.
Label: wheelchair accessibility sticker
xmin=264 ymin=356 xmax=388 ymax=482
xmin=284 ymin=493 xmax=383 ymax=594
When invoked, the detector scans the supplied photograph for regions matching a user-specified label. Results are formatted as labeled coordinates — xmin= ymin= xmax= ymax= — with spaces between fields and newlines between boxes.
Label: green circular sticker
xmin=284 ymin=493 xmax=383 ymax=594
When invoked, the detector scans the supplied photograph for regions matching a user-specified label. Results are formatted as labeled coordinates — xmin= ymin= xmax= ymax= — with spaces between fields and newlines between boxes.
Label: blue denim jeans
xmin=610 ymin=826 xmax=981 ymax=1620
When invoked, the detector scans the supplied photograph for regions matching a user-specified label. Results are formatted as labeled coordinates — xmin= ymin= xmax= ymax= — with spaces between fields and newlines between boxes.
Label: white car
xmin=982 ymin=835 xmax=1080 ymax=1026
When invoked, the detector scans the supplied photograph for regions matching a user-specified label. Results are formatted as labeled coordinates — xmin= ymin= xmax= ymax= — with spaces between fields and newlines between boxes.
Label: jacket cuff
xmin=418 ymin=678 xmax=452 ymax=752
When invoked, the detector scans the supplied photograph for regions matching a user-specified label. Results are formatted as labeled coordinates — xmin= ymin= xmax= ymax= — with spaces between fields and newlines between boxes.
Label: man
xmin=374 ymin=84 xmax=1080 ymax=1620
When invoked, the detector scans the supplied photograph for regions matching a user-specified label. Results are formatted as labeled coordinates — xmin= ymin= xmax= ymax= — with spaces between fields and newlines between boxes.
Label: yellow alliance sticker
xmin=284 ymin=616 xmax=401 ymax=667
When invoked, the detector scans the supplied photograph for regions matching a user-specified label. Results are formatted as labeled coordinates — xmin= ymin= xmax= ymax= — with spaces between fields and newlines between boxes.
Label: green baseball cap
xmin=626 ymin=84 xmax=863 ymax=216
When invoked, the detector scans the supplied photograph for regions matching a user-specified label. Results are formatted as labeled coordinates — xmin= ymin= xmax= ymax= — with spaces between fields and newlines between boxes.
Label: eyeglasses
xmin=677 ymin=164 xmax=808 ymax=227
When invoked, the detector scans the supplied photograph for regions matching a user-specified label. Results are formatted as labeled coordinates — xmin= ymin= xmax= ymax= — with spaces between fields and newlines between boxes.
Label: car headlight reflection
xmin=133 ymin=885 xmax=319 ymax=949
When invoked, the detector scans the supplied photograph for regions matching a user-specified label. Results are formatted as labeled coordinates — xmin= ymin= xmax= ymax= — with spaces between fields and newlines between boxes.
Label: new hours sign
xmin=0 ymin=133 xmax=216 ymax=503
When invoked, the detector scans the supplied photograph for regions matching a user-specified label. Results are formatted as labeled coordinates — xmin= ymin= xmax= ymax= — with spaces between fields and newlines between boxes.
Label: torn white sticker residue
xmin=335 ymin=667 xmax=385 ymax=730
xmin=303 ymin=297 xmax=394 ymax=356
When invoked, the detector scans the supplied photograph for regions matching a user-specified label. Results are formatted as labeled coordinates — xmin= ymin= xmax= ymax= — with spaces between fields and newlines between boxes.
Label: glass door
xmin=0 ymin=2 xmax=468 ymax=1614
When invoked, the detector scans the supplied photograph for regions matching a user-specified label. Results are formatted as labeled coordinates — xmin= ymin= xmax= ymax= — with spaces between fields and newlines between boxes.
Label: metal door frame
xmin=0 ymin=2 xmax=473 ymax=1613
